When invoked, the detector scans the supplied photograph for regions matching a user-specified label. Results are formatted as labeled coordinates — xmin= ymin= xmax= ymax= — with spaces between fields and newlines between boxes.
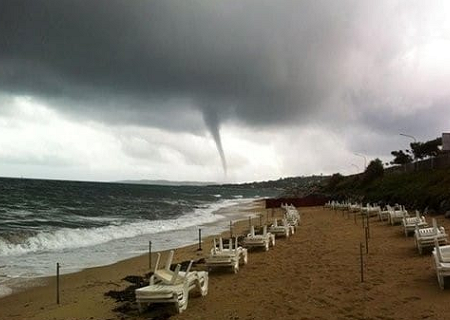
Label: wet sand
xmin=2 ymin=205 xmax=450 ymax=320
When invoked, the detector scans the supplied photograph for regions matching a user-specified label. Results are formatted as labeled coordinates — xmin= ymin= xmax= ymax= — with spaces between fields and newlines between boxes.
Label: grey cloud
xmin=1 ymin=0 xmax=448 ymax=172
xmin=0 ymin=0 xmax=361 ymax=125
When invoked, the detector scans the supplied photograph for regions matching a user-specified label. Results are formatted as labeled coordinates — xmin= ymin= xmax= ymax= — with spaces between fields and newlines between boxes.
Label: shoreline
xmin=0 ymin=199 xmax=275 ymax=320
xmin=0 ymin=198 xmax=264 ymax=299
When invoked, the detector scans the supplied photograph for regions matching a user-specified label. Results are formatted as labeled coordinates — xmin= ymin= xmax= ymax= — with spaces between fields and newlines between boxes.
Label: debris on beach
xmin=105 ymin=258 xmax=206 ymax=317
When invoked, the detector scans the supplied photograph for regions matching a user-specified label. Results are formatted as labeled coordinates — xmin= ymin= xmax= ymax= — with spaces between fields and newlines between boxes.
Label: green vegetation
xmin=222 ymin=175 xmax=329 ymax=197
xmin=390 ymin=136 xmax=442 ymax=164
xmin=390 ymin=150 xmax=412 ymax=165
xmin=321 ymin=166 xmax=450 ymax=213
xmin=362 ymin=158 xmax=384 ymax=183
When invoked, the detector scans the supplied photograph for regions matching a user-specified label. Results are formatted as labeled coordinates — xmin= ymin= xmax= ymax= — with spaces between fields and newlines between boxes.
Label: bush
xmin=327 ymin=173 xmax=344 ymax=190
xmin=362 ymin=158 xmax=384 ymax=184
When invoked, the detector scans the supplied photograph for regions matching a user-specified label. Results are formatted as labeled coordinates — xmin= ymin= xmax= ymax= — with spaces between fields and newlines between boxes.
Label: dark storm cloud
xmin=0 ymin=0 xmax=361 ymax=126
xmin=1 ymin=0 xmax=448 ymax=173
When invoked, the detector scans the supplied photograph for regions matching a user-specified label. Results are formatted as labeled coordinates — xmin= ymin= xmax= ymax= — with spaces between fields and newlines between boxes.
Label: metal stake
xmin=56 ymin=262 xmax=60 ymax=304
xmin=359 ymin=243 xmax=364 ymax=283
xmin=197 ymin=228 xmax=202 ymax=251
xmin=148 ymin=241 xmax=152 ymax=269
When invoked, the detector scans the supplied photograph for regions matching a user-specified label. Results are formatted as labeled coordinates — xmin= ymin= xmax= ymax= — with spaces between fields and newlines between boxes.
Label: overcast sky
xmin=1 ymin=0 xmax=449 ymax=183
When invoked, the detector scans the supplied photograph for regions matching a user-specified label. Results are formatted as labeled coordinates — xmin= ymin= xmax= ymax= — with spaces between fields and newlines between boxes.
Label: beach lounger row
xmin=136 ymin=204 xmax=301 ymax=313
xmin=328 ymin=200 xmax=450 ymax=289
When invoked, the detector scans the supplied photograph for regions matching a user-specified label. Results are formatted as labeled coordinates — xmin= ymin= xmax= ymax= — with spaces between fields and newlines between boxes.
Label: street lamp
xmin=354 ymin=153 xmax=367 ymax=170
xmin=399 ymin=133 xmax=417 ymax=143
xmin=400 ymin=133 xmax=417 ymax=171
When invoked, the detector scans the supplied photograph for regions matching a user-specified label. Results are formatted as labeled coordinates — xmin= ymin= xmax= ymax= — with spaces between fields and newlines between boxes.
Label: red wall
xmin=265 ymin=195 xmax=329 ymax=208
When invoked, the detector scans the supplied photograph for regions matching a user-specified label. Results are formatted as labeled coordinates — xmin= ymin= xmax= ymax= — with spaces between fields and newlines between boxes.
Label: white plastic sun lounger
xmin=284 ymin=207 xmax=300 ymax=226
xmin=205 ymin=237 xmax=248 ymax=273
xmin=378 ymin=206 xmax=390 ymax=222
xmin=349 ymin=203 xmax=362 ymax=213
xmin=269 ymin=218 xmax=294 ymax=238
xmin=242 ymin=225 xmax=275 ymax=251
xmin=432 ymin=239 xmax=450 ymax=289
xmin=136 ymin=251 xmax=208 ymax=313
xmin=403 ymin=210 xmax=428 ymax=236
xmin=388 ymin=205 xmax=409 ymax=225
xmin=366 ymin=204 xmax=381 ymax=217
xmin=415 ymin=218 xmax=448 ymax=254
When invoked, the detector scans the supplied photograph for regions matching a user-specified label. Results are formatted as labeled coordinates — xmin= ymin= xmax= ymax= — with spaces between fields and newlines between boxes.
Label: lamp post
xmin=354 ymin=153 xmax=367 ymax=170
xmin=399 ymin=133 xmax=417 ymax=143
xmin=400 ymin=133 xmax=417 ymax=171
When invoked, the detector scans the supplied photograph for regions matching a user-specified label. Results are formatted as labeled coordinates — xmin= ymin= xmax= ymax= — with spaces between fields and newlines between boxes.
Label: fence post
xmin=365 ymin=227 xmax=369 ymax=254
xmin=56 ymin=262 xmax=60 ymax=304
xmin=197 ymin=228 xmax=202 ymax=251
xmin=360 ymin=243 xmax=364 ymax=283
xmin=230 ymin=221 xmax=233 ymax=238
xmin=148 ymin=241 xmax=152 ymax=269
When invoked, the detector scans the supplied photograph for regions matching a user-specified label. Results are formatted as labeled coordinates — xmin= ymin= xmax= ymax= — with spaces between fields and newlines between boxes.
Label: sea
xmin=0 ymin=177 xmax=279 ymax=297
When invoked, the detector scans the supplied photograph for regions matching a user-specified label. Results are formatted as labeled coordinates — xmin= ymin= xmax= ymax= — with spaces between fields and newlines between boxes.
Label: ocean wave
xmin=0 ymin=198 xmax=247 ymax=257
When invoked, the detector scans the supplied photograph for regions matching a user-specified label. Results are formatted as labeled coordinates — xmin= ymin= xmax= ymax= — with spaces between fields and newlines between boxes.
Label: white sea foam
xmin=0 ymin=197 xmax=258 ymax=298
xmin=0 ymin=198 xmax=248 ymax=257
xmin=0 ymin=284 xmax=12 ymax=298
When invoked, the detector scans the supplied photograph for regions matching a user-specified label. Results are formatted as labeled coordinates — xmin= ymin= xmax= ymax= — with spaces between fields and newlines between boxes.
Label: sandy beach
xmin=2 ymin=204 xmax=450 ymax=320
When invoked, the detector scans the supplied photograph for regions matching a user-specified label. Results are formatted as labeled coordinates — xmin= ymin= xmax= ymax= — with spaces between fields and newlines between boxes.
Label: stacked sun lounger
xmin=403 ymin=210 xmax=428 ymax=236
xmin=415 ymin=218 xmax=448 ymax=254
xmin=284 ymin=205 xmax=300 ymax=227
xmin=205 ymin=237 xmax=248 ymax=273
xmin=387 ymin=205 xmax=409 ymax=225
xmin=432 ymin=239 xmax=450 ymax=289
xmin=269 ymin=218 xmax=295 ymax=238
xmin=135 ymin=251 xmax=209 ymax=313
xmin=242 ymin=225 xmax=275 ymax=251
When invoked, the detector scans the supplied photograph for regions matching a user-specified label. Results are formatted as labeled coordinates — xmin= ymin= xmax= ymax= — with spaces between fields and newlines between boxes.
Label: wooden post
xmin=359 ymin=243 xmax=364 ymax=283
xmin=365 ymin=227 xmax=369 ymax=254
xmin=259 ymin=214 xmax=262 ymax=226
xmin=148 ymin=241 xmax=152 ymax=269
xmin=197 ymin=228 xmax=202 ymax=251
xmin=367 ymin=216 xmax=370 ymax=239
xmin=56 ymin=262 xmax=60 ymax=304
xmin=248 ymin=216 xmax=251 ymax=230
xmin=229 ymin=221 xmax=233 ymax=238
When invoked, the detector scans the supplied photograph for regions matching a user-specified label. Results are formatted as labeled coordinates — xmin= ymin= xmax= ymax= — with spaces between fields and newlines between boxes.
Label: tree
xmin=327 ymin=173 xmax=344 ymax=190
xmin=390 ymin=150 xmax=413 ymax=165
xmin=363 ymin=158 xmax=384 ymax=183
xmin=410 ymin=137 xmax=442 ymax=160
